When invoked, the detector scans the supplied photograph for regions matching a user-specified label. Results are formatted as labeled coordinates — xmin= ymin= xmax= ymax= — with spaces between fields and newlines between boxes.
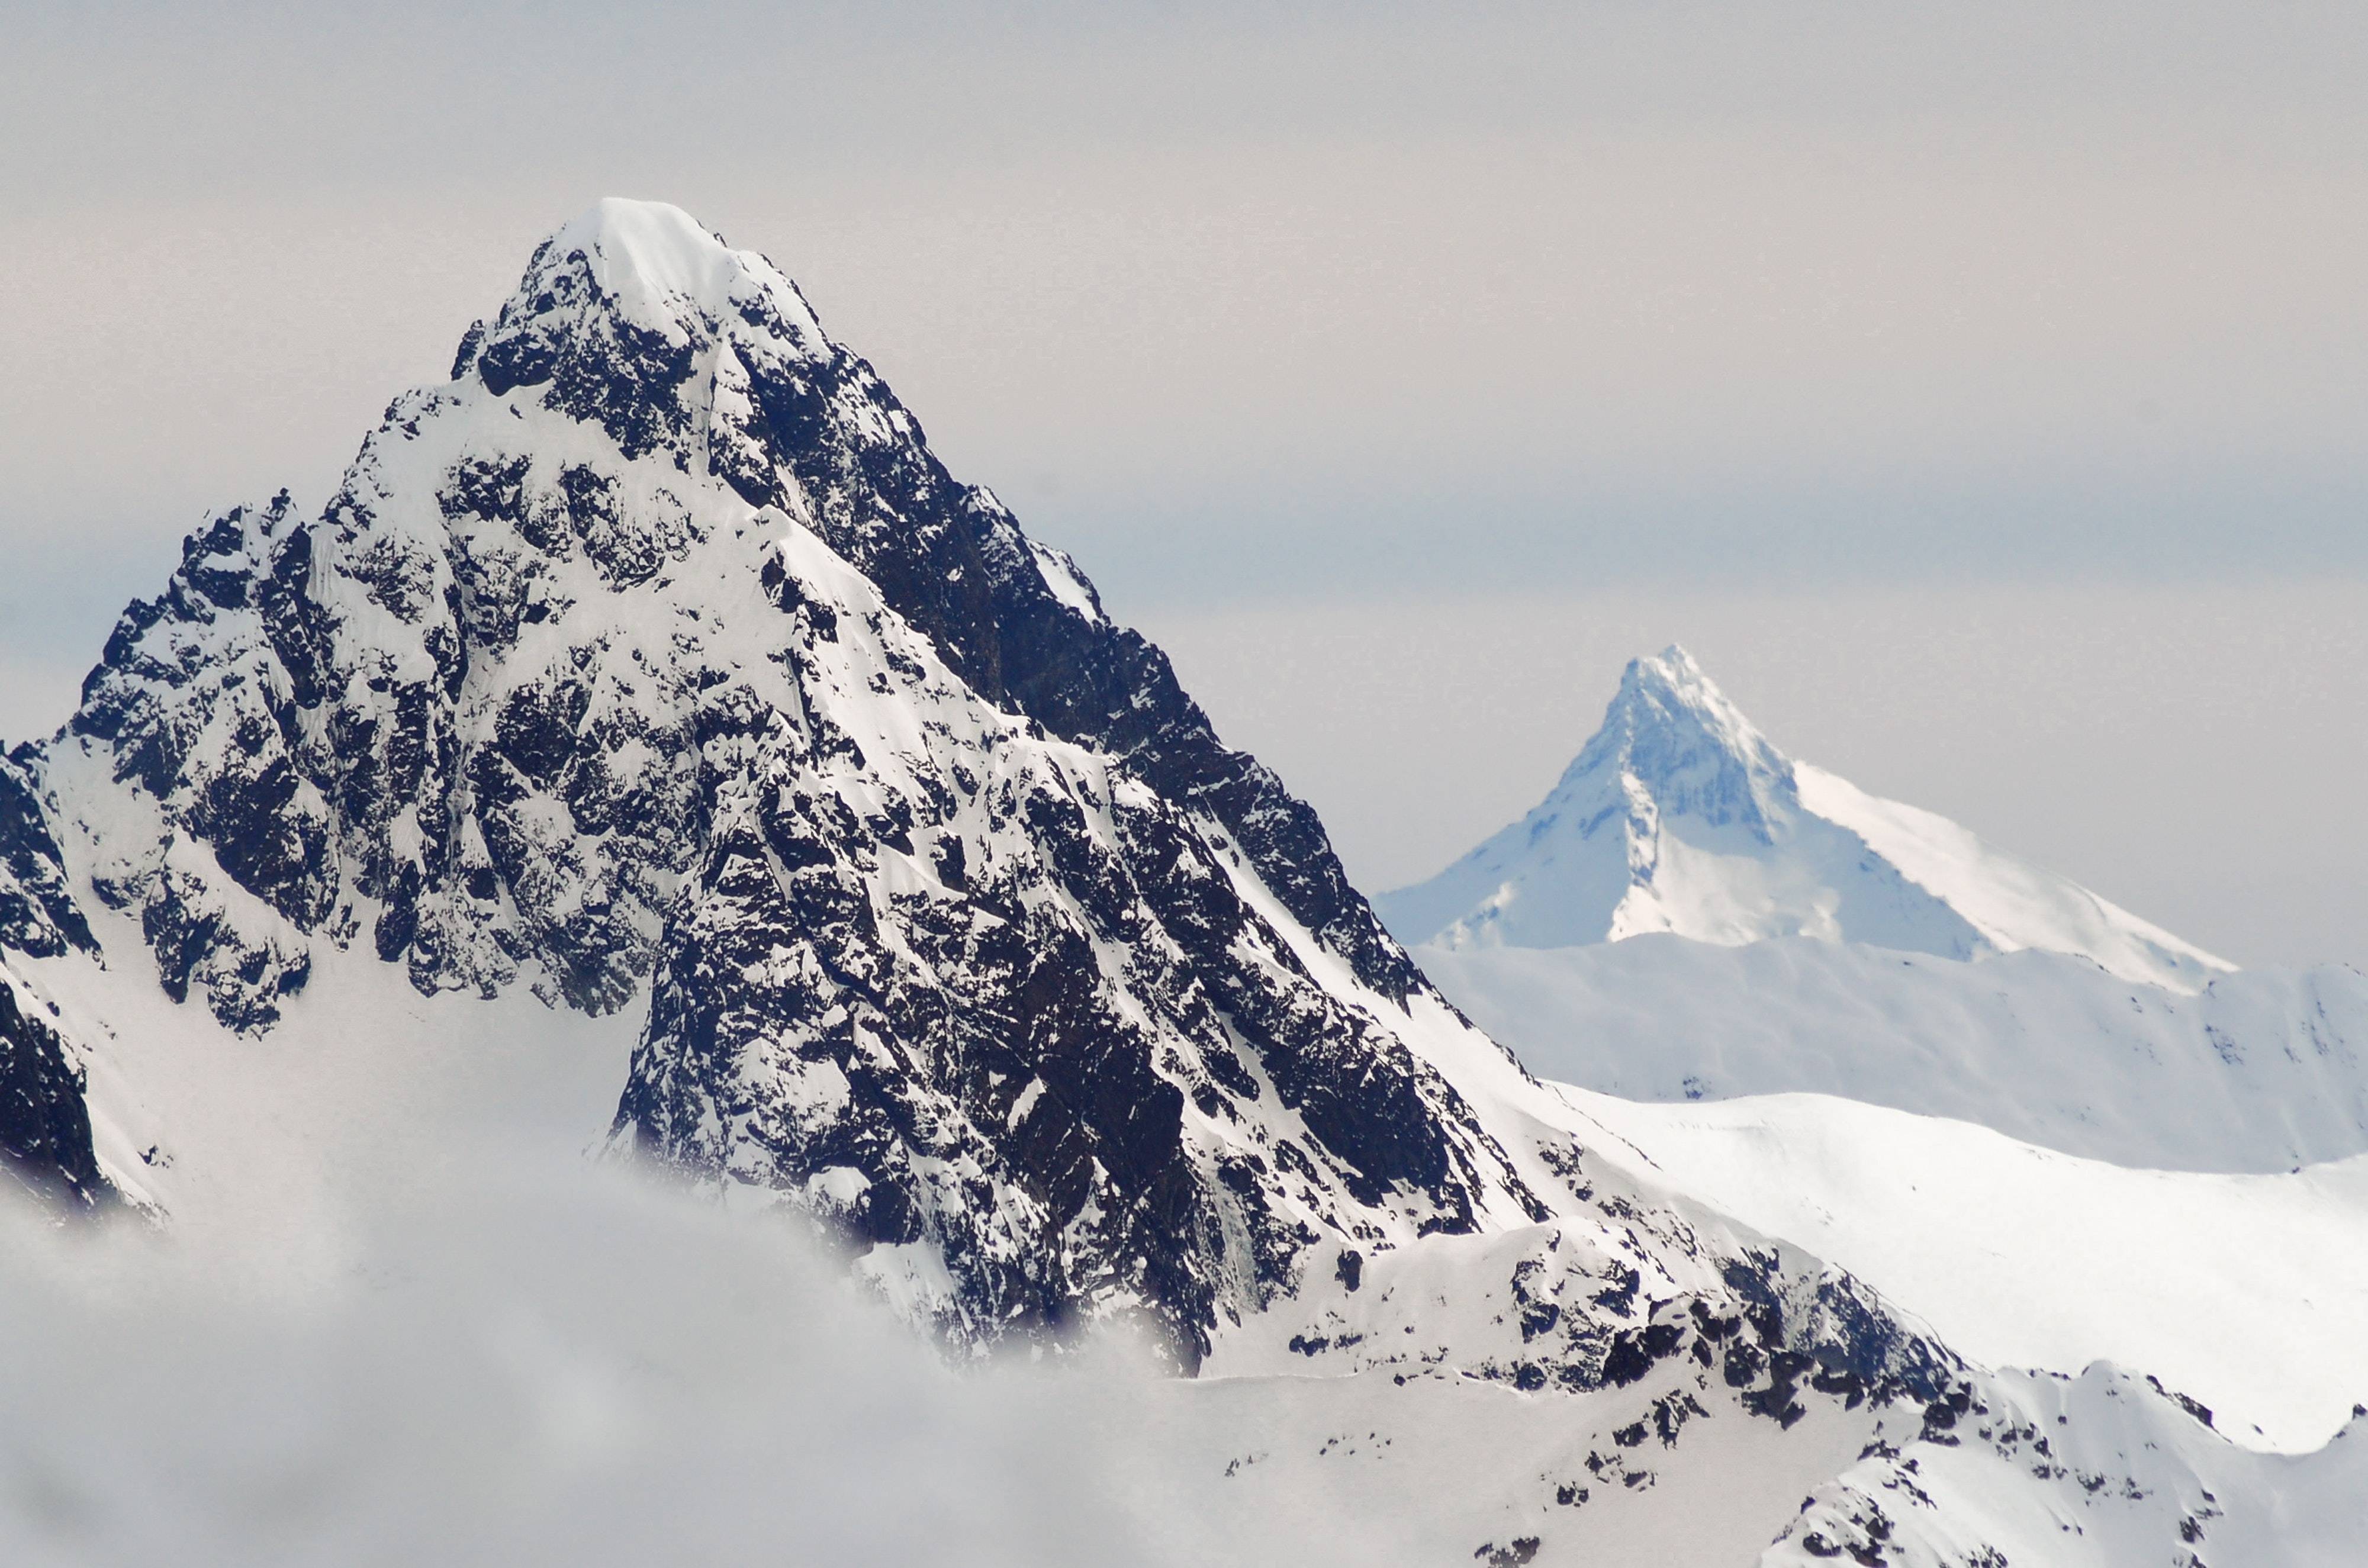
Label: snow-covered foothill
xmin=1561 ymin=1083 xmax=2368 ymax=1451
xmin=1768 ymin=1362 xmax=2368 ymax=1567
xmin=1423 ymin=934 xmax=2368 ymax=1171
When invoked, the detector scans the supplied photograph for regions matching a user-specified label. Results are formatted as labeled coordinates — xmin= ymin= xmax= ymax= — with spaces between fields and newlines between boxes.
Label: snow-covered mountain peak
xmin=549 ymin=198 xmax=748 ymax=298
xmin=516 ymin=197 xmax=821 ymax=349
xmin=22 ymin=197 xmax=1552 ymax=1361
xmin=447 ymin=195 xmax=848 ymax=497
xmin=1606 ymin=643 xmax=1758 ymax=746
xmin=1568 ymin=644 xmax=1794 ymax=840
xmin=1380 ymin=648 xmax=2234 ymax=991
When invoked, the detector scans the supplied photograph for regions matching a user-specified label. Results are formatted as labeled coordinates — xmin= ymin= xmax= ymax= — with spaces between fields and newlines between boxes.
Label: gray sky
xmin=3 ymin=2 xmax=2363 ymax=966
xmin=1138 ymin=581 xmax=2368 ymax=972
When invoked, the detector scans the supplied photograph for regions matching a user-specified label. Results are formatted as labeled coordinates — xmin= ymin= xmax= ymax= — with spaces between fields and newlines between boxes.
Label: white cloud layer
xmin=0 ymin=1144 xmax=1374 ymax=1567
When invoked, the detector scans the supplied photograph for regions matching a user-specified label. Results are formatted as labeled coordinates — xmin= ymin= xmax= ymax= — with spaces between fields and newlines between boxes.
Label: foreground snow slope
xmin=1771 ymin=1364 xmax=2368 ymax=1568
xmin=1379 ymin=646 xmax=2230 ymax=992
xmin=1563 ymin=1083 xmax=2368 ymax=1451
xmin=15 ymin=926 xmax=2359 ymax=1568
xmin=1423 ymin=933 xmax=2368 ymax=1171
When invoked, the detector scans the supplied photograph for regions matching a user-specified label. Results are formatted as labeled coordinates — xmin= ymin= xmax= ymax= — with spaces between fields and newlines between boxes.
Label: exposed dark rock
xmin=0 ymin=749 xmax=95 ymax=959
xmin=0 ymin=973 xmax=111 ymax=1210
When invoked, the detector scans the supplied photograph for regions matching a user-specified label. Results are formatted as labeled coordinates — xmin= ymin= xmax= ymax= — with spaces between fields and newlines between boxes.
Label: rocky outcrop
xmin=0 ymin=748 xmax=95 ymax=960
xmin=0 ymin=967 xmax=111 ymax=1211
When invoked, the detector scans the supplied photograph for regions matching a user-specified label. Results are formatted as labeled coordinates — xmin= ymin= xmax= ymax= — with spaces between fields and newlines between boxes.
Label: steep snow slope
xmin=1378 ymin=646 xmax=2230 ymax=992
xmin=1424 ymin=935 xmax=2368 ymax=1170
xmin=1563 ymin=1084 xmax=2368 ymax=1450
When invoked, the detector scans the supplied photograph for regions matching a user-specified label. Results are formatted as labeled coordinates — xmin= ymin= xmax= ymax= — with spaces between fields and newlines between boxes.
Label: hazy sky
xmin=3 ymin=3 xmax=2363 ymax=966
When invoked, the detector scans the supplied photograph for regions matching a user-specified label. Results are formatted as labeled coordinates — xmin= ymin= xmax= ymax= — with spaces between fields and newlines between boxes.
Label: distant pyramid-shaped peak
xmin=1378 ymin=649 xmax=2232 ymax=991
xmin=1600 ymin=646 xmax=1777 ymax=762
xmin=1565 ymin=645 xmax=1796 ymax=840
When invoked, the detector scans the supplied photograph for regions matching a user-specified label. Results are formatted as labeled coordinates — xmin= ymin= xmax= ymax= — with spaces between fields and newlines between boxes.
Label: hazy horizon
xmin=4 ymin=2 xmax=2363 ymax=969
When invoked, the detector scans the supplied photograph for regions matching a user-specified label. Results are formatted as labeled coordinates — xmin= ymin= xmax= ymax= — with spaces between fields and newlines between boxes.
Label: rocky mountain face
xmin=0 ymin=197 xmax=1954 ymax=1404
xmin=1379 ymin=645 xmax=2229 ymax=991
xmin=3 ymin=199 xmax=1569 ymax=1362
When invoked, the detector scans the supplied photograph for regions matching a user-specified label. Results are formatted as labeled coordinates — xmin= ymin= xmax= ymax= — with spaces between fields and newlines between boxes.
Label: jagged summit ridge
xmin=541 ymin=198 xmax=787 ymax=325
xmin=1378 ymin=645 xmax=2232 ymax=991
